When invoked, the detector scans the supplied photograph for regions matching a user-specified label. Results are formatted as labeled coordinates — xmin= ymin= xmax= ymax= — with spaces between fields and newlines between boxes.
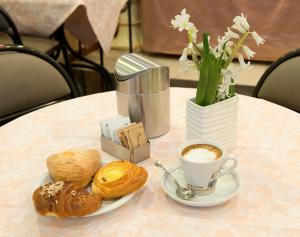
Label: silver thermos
xmin=115 ymin=54 xmax=170 ymax=138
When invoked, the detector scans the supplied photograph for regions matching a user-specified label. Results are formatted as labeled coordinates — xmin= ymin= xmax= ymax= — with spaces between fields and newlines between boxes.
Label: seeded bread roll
xmin=47 ymin=149 xmax=101 ymax=186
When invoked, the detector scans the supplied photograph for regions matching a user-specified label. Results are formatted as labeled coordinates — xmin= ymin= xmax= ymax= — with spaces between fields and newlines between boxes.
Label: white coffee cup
xmin=178 ymin=139 xmax=237 ymax=194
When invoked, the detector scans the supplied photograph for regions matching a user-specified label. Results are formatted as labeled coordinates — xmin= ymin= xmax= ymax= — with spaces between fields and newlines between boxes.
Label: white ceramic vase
xmin=186 ymin=95 xmax=238 ymax=151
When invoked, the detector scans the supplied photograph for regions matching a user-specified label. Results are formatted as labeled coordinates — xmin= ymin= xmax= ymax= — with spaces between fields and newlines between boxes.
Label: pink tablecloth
xmin=0 ymin=0 xmax=127 ymax=53
xmin=1 ymin=88 xmax=300 ymax=236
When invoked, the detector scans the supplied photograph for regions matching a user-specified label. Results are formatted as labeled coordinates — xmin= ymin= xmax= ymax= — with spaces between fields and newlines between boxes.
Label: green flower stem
xmin=223 ymin=31 xmax=250 ymax=69
xmin=192 ymin=54 xmax=200 ymax=68
xmin=192 ymin=42 xmax=202 ymax=55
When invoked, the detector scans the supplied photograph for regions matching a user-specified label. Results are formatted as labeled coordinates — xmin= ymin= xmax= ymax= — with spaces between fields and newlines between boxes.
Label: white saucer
xmin=161 ymin=167 xmax=240 ymax=207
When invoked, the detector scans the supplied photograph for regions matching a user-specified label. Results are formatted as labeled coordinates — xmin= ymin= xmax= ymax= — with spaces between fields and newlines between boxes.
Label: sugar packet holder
xmin=100 ymin=136 xmax=150 ymax=164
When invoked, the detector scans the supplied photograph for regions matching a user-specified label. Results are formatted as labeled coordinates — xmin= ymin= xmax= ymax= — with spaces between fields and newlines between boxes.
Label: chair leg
xmin=54 ymin=25 xmax=113 ymax=93
xmin=99 ymin=46 xmax=104 ymax=67
xmin=71 ymin=63 xmax=113 ymax=91
xmin=127 ymin=0 xmax=133 ymax=53
xmin=48 ymin=48 xmax=61 ymax=60
xmin=61 ymin=45 xmax=84 ymax=96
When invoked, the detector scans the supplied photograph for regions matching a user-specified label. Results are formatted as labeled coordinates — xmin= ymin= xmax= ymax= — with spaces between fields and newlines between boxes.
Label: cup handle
xmin=219 ymin=156 xmax=238 ymax=177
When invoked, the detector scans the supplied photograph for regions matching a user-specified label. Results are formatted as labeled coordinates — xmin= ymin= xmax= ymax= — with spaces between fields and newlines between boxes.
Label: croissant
xmin=92 ymin=161 xmax=148 ymax=199
xmin=46 ymin=149 xmax=101 ymax=186
xmin=33 ymin=181 xmax=102 ymax=218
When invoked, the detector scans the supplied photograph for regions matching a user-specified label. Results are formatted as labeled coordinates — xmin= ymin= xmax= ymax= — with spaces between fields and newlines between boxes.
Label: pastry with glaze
xmin=92 ymin=160 xmax=148 ymax=199
xmin=46 ymin=149 xmax=101 ymax=186
xmin=32 ymin=181 xmax=102 ymax=218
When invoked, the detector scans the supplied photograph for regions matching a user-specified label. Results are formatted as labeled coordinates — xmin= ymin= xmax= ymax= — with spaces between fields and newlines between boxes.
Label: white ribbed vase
xmin=186 ymin=95 xmax=238 ymax=151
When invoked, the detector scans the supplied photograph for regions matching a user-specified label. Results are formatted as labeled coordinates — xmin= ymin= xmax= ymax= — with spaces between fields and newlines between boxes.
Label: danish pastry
xmin=92 ymin=161 xmax=147 ymax=199
xmin=46 ymin=149 xmax=101 ymax=186
xmin=32 ymin=181 xmax=102 ymax=218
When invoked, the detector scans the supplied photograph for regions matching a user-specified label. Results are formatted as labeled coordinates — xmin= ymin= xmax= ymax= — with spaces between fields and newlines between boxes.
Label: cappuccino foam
xmin=182 ymin=144 xmax=222 ymax=163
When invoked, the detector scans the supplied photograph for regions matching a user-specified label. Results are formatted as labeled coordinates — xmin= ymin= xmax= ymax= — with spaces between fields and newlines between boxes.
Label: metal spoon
xmin=154 ymin=160 xmax=195 ymax=200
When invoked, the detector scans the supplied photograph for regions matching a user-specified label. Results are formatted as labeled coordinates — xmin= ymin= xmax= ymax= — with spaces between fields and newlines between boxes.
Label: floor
xmin=73 ymin=48 xmax=271 ymax=96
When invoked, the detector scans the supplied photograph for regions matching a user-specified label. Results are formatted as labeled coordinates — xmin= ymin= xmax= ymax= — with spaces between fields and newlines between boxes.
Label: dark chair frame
xmin=0 ymin=45 xmax=79 ymax=125
xmin=0 ymin=5 xmax=116 ymax=94
xmin=0 ymin=5 xmax=69 ymax=62
xmin=54 ymin=26 xmax=114 ymax=92
xmin=127 ymin=0 xmax=133 ymax=53
xmin=56 ymin=1 xmax=134 ymax=93
xmin=0 ymin=5 xmax=22 ymax=45
xmin=253 ymin=48 xmax=300 ymax=98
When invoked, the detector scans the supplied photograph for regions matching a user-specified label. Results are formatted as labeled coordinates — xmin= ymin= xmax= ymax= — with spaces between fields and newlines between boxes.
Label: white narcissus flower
xmin=171 ymin=9 xmax=190 ymax=32
xmin=225 ymin=41 xmax=233 ymax=55
xmin=213 ymin=36 xmax=226 ymax=58
xmin=179 ymin=47 xmax=188 ymax=63
xmin=222 ymin=53 xmax=229 ymax=60
xmin=179 ymin=43 xmax=195 ymax=63
xmin=213 ymin=46 xmax=221 ymax=58
xmin=171 ymin=9 xmax=264 ymax=90
xmin=213 ymin=36 xmax=234 ymax=59
xmin=238 ymin=54 xmax=252 ymax=69
xmin=232 ymin=13 xmax=250 ymax=32
xmin=252 ymin=31 xmax=265 ymax=46
xmin=239 ymin=13 xmax=250 ymax=30
xmin=231 ymin=23 xmax=246 ymax=33
xmin=179 ymin=43 xmax=197 ymax=72
xmin=171 ymin=9 xmax=198 ymax=42
xmin=188 ymin=24 xmax=198 ymax=42
xmin=179 ymin=62 xmax=195 ymax=73
xmin=242 ymin=45 xmax=255 ymax=59
xmin=218 ymin=68 xmax=234 ymax=99
xmin=217 ymin=35 xmax=225 ymax=45
xmin=224 ymin=27 xmax=240 ymax=40
xmin=186 ymin=22 xmax=195 ymax=31
xmin=196 ymin=42 xmax=203 ymax=49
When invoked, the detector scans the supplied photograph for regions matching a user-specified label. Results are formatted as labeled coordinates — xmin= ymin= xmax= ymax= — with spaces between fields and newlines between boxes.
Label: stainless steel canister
xmin=115 ymin=53 xmax=170 ymax=138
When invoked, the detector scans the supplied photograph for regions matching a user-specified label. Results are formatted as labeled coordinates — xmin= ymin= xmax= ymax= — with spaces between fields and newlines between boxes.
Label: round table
xmin=1 ymin=88 xmax=300 ymax=236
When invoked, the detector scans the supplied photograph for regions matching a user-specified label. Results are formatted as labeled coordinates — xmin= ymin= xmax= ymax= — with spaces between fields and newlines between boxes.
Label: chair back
xmin=0 ymin=6 xmax=22 ymax=44
xmin=0 ymin=45 xmax=78 ymax=124
xmin=253 ymin=49 xmax=300 ymax=113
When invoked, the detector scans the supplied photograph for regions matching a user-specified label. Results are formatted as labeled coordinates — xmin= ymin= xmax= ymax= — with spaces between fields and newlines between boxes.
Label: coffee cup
xmin=178 ymin=139 xmax=237 ymax=195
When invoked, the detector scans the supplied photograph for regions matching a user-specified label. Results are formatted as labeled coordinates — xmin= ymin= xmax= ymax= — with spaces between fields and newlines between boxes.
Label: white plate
xmin=161 ymin=167 xmax=240 ymax=207
xmin=40 ymin=159 xmax=135 ymax=217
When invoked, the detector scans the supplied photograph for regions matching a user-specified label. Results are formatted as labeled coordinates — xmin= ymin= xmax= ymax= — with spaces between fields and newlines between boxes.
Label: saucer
xmin=160 ymin=167 xmax=240 ymax=207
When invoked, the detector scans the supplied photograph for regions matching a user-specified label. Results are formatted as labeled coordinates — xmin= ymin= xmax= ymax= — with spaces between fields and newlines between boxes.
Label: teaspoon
xmin=154 ymin=160 xmax=195 ymax=200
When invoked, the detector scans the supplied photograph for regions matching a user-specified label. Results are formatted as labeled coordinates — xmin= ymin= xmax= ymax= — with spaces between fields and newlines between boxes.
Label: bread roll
xmin=47 ymin=149 xmax=101 ymax=186
xmin=32 ymin=181 xmax=102 ymax=218
xmin=92 ymin=161 xmax=147 ymax=199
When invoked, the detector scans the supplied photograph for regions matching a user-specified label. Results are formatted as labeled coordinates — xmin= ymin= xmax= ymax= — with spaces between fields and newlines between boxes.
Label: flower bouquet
xmin=171 ymin=9 xmax=265 ymax=149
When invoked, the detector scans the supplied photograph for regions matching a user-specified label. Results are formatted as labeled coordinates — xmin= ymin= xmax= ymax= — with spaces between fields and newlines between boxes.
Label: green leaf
xmin=204 ymin=56 xmax=221 ymax=105
xmin=195 ymin=32 xmax=222 ymax=106
xmin=196 ymin=54 xmax=211 ymax=105
xmin=202 ymin=32 xmax=210 ymax=57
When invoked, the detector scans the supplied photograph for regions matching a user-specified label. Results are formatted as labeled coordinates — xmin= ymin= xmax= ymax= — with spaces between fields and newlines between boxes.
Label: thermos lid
xmin=115 ymin=53 xmax=169 ymax=94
